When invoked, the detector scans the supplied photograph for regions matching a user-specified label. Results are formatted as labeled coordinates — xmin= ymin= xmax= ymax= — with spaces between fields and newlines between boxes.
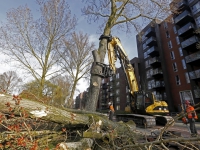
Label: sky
xmin=0 ymin=0 xmax=138 ymax=97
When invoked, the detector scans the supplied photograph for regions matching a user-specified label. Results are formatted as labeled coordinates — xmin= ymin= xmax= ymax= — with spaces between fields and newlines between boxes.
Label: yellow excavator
xmin=91 ymin=35 xmax=173 ymax=127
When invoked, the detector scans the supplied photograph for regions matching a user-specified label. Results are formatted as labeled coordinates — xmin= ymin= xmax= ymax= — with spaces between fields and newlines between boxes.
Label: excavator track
xmin=155 ymin=115 xmax=174 ymax=126
xmin=116 ymin=114 xmax=156 ymax=128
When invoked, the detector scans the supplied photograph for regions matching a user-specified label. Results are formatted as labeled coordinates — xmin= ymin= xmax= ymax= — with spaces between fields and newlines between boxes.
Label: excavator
xmin=91 ymin=35 xmax=173 ymax=127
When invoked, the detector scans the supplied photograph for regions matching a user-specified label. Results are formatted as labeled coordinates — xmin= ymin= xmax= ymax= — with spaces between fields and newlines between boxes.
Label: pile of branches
xmin=0 ymin=94 xmax=200 ymax=150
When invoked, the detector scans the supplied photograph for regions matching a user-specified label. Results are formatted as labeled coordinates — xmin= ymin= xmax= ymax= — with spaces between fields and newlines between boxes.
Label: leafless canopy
xmin=0 ymin=0 xmax=77 ymax=95
xmin=82 ymin=0 xmax=174 ymax=33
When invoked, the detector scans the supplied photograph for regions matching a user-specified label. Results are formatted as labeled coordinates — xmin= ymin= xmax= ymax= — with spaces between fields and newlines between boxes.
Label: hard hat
xmin=108 ymin=102 xmax=112 ymax=105
xmin=185 ymin=100 xmax=190 ymax=104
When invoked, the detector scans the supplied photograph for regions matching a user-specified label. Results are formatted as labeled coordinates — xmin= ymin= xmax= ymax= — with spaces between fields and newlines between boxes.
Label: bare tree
xmin=0 ymin=71 xmax=22 ymax=94
xmin=82 ymin=0 xmax=176 ymax=111
xmin=0 ymin=0 xmax=77 ymax=97
xmin=58 ymin=32 xmax=95 ymax=108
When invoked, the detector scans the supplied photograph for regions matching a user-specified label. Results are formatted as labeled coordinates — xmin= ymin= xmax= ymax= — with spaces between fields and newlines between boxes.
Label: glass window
xmin=172 ymin=62 xmax=178 ymax=72
xmin=116 ymin=73 xmax=119 ymax=78
xmin=116 ymin=97 xmax=120 ymax=102
xmin=179 ymin=47 xmax=183 ymax=56
xmin=168 ymin=41 xmax=172 ymax=49
xmin=185 ymin=72 xmax=190 ymax=83
xmin=166 ymin=31 xmax=170 ymax=38
xmin=182 ymin=59 xmax=186 ymax=69
xmin=170 ymin=51 xmax=175 ymax=59
xmin=171 ymin=17 xmax=174 ymax=24
xmin=116 ymin=89 xmax=120 ymax=94
xmin=116 ymin=105 xmax=120 ymax=110
xmin=195 ymin=15 xmax=200 ymax=27
xmin=173 ymin=26 xmax=177 ymax=34
xmin=176 ymin=36 xmax=180 ymax=45
xmin=175 ymin=75 xmax=181 ymax=85
xmin=101 ymin=79 xmax=104 ymax=84
xmin=145 ymin=60 xmax=150 ymax=68
xmin=163 ymin=22 xmax=168 ymax=29
xmin=146 ymin=70 xmax=150 ymax=79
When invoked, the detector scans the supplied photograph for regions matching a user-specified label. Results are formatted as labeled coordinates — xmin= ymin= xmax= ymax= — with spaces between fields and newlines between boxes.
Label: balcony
xmin=152 ymin=69 xmax=163 ymax=78
xmin=152 ymin=81 xmax=165 ymax=90
xmin=188 ymin=69 xmax=200 ymax=80
xmin=174 ymin=10 xmax=193 ymax=26
xmin=178 ymin=22 xmax=195 ymax=37
xmin=176 ymin=0 xmax=187 ymax=10
xmin=191 ymin=2 xmax=200 ymax=16
xmin=181 ymin=36 xmax=199 ymax=49
xmin=146 ymin=37 xmax=157 ymax=47
xmin=149 ymin=57 xmax=161 ymax=68
xmin=185 ymin=51 xmax=200 ymax=64
xmin=194 ymin=89 xmax=200 ymax=98
xmin=188 ymin=0 xmax=198 ymax=6
xmin=145 ymin=27 xmax=156 ymax=37
xmin=147 ymin=46 xmax=159 ymax=57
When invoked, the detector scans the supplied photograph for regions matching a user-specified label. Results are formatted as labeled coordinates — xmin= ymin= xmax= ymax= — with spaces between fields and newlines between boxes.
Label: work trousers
xmin=188 ymin=118 xmax=197 ymax=135
xmin=109 ymin=110 xmax=114 ymax=121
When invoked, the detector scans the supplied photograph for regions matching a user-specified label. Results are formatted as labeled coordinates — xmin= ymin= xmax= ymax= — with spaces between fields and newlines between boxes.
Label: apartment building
xmin=136 ymin=0 xmax=200 ymax=112
xmin=97 ymin=58 xmax=140 ymax=112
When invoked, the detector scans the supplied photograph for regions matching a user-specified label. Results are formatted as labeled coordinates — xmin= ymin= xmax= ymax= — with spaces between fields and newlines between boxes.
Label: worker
xmin=185 ymin=100 xmax=198 ymax=137
xmin=108 ymin=102 xmax=115 ymax=121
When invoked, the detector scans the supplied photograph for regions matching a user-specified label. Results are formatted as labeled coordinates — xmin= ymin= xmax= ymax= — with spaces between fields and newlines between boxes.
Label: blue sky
xmin=0 ymin=0 xmax=138 ymax=95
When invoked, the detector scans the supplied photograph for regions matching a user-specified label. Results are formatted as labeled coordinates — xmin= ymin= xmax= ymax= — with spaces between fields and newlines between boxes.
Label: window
xmin=101 ymin=79 xmax=104 ymax=84
xmin=170 ymin=51 xmax=175 ymax=59
xmin=175 ymin=75 xmax=181 ymax=85
xmin=173 ymin=26 xmax=177 ymax=34
xmin=182 ymin=59 xmax=186 ymax=69
xmin=166 ymin=31 xmax=170 ymax=38
xmin=176 ymin=36 xmax=180 ymax=45
xmin=116 ymin=105 xmax=120 ymax=110
xmin=172 ymin=62 xmax=178 ymax=72
xmin=116 ymin=73 xmax=119 ymax=78
xmin=116 ymin=89 xmax=120 ymax=94
xmin=145 ymin=60 xmax=150 ymax=68
xmin=171 ymin=17 xmax=174 ymax=24
xmin=195 ymin=15 xmax=200 ymax=27
xmin=163 ymin=22 xmax=168 ymax=29
xmin=146 ymin=70 xmax=150 ymax=79
xmin=116 ymin=97 xmax=120 ymax=103
xmin=116 ymin=81 xmax=120 ymax=86
xmin=185 ymin=72 xmax=190 ymax=83
xmin=168 ymin=41 xmax=172 ymax=49
xmin=143 ymin=43 xmax=147 ymax=50
xmin=179 ymin=47 xmax=183 ymax=56
xmin=126 ymin=95 xmax=130 ymax=103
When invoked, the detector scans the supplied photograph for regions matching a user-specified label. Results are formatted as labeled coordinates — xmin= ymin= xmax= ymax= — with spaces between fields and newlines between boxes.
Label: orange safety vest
xmin=186 ymin=105 xmax=198 ymax=119
xmin=109 ymin=105 xmax=115 ymax=112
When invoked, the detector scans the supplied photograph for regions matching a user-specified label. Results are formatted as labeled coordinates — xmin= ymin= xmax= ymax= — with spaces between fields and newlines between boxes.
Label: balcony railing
xmin=146 ymin=37 xmax=157 ymax=46
xmin=194 ymin=89 xmax=200 ymax=98
xmin=145 ymin=27 xmax=155 ymax=37
xmin=181 ymin=36 xmax=198 ymax=49
xmin=188 ymin=69 xmax=200 ymax=80
xmin=153 ymin=69 xmax=163 ymax=75
xmin=177 ymin=0 xmax=187 ymax=9
xmin=147 ymin=46 xmax=159 ymax=56
xmin=152 ymin=81 xmax=165 ymax=88
xmin=149 ymin=57 xmax=160 ymax=65
xmin=178 ymin=22 xmax=195 ymax=36
xmin=188 ymin=0 xmax=195 ymax=5
xmin=191 ymin=2 xmax=200 ymax=15
xmin=185 ymin=51 xmax=200 ymax=63
xmin=174 ymin=10 xmax=192 ymax=25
